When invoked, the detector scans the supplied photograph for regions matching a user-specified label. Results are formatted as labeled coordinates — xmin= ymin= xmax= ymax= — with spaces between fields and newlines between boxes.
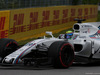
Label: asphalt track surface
xmin=0 ymin=63 xmax=100 ymax=75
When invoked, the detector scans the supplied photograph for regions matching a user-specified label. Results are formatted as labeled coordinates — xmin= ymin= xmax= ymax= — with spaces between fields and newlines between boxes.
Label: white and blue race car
xmin=0 ymin=32 xmax=74 ymax=68
xmin=0 ymin=19 xmax=100 ymax=68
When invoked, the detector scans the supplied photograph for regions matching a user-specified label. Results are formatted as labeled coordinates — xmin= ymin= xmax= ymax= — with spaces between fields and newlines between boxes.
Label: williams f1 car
xmin=0 ymin=32 xmax=74 ymax=68
xmin=0 ymin=19 xmax=100 ymax=68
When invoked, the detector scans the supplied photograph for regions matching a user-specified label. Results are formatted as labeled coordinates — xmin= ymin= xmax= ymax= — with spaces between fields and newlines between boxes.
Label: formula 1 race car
xmin=0 ymin=32 xmax=74 ymax=68
xmin=1 ymin=19 xmax=100 ymax=68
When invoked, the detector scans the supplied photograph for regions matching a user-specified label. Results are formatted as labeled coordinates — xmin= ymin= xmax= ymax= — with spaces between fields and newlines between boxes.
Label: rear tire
xmin=48 ymin=41 xmax=74 ymax=68
xmin=0 ymin=38 xmax=19 ymax=58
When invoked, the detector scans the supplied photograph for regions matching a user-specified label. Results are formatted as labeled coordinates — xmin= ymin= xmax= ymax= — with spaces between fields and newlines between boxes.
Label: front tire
xmin=0 ymin=38 xmax=19 ymax=58
xmin=48 ymin=41 xmax=74 ymax=68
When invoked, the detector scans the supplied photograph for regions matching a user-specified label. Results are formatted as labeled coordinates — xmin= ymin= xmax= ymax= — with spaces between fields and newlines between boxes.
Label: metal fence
xmin=0 ymin=0 xmax=74 ymax=10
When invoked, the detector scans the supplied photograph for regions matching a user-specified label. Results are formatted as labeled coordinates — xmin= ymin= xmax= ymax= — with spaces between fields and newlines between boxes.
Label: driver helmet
xmin=65 ymin=31 xmax=73 ymax=39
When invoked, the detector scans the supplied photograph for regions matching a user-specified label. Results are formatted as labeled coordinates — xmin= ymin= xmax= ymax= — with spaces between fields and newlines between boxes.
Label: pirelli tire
xmin=48 ymin=41 xmax=74 ymax=68
xmin=0 ymin=38 xmax=19 ymax=58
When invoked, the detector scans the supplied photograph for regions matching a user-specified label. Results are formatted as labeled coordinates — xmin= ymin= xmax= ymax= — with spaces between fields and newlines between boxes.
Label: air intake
xmin=73 ymin=24 xmax=80 ymax=30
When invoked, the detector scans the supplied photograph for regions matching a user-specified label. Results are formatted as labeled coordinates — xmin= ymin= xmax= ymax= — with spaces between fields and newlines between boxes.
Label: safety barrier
xmin=0 ymin=10 xmax=10 ymax=39
xmin=0 ymin=5 xmax=98 ymax=41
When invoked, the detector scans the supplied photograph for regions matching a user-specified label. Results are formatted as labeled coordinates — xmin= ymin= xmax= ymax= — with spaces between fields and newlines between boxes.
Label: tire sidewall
xmin=0 ymin=38 xmax=18 ymax=58
xmin=48 ymin=41 xmax=74 ymax=68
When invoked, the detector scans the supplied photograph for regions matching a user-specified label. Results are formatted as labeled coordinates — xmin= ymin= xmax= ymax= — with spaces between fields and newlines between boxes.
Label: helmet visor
xmin=66 ymin=33 xmax=73 ymax=39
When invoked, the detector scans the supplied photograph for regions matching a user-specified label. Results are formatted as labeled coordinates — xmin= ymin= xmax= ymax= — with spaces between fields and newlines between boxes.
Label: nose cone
xmin=5 ymin=58 xmax=10 ymax=63
xmin=2 ymin=58 xmax=14 ymax=64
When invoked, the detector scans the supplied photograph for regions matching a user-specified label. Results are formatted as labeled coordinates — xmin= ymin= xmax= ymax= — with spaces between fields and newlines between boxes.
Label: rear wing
xmin=74 ymin=18 xmax=86 ymax=23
